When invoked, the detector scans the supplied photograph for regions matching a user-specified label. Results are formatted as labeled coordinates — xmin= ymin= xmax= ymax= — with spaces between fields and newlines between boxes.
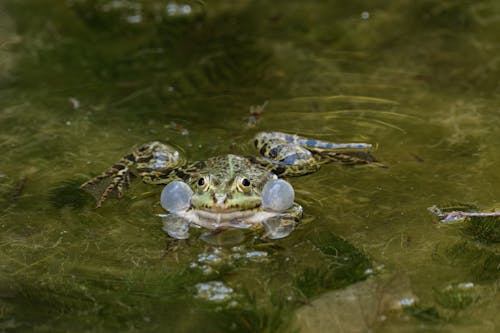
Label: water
xmin=1 ymin=1 xmax=499 ymax=332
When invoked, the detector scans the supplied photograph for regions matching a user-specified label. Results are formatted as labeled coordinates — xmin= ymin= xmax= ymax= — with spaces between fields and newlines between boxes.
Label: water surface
xmin=1 ymin=1 xmax=499 ymax=332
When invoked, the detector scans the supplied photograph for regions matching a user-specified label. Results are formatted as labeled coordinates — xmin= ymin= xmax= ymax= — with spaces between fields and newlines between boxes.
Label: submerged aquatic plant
xmin=295 ymin=232 xmax=372 ymax=299
xmin=48 ymin=177 xmax=94 ymax=209
xmin=429 ymin=203 xmax=500 ymax=243
xmin=189 ymin=288 xmax=294 ymax=333
xmin=433 ymin=282 xmax=479 ymax=310
xmin=313 ymin=232 xmax=373 ymax=284
xmin=0 ymin=173 xmax=16 ymax=209
xmin=404 ymin=304 xmax=441 ymax=323
xmin=463 ymin=216 xmax=500 ymax=243
xmin=439 ymin=241 xmax=500 ymax=283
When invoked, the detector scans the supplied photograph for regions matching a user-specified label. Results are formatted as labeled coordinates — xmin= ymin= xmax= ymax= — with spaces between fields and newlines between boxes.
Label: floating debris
xmin=360 ymin=11 xmax=370 ymax=20
xmin=247 ymin=100 xmax=268 ymax=127
xmin=195 ymin=281 xmax=234 ymax=302
xmin=68 ymin=97 xmax=80 ymax=109
xmin=429 ymin=205 xmax=500 ymax=223
xmin=430 ymin=205 xmax=500 ymax=243
xmin=166 ymin=121 xmax=189 ymax=135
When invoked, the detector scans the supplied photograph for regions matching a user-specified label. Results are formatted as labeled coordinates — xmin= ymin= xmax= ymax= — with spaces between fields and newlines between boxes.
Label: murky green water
xmin=1 ymin=1 xmax=499 ymax=332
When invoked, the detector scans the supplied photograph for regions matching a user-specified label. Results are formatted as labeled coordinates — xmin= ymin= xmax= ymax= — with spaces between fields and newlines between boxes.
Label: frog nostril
xmin=214 ymin=193 xmax=227 ymax=204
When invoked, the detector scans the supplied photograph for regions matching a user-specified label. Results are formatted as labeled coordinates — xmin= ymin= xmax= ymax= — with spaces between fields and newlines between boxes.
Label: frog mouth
xmin=190 ymin=208 xmax=282 ymax=227
xmin=160 ymin=207 xmax=284 ymax=229
xmin=194 ymin=208 xmax=260 ymax=221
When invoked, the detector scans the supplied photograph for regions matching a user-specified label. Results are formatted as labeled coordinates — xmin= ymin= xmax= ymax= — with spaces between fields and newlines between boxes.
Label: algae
xmin=1 ymin=0 xmax=500 ymax=332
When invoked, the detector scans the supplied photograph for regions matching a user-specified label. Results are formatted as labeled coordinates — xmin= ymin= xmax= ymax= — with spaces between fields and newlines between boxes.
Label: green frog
xmin=81 ymin=132 xmax=377 ymax=239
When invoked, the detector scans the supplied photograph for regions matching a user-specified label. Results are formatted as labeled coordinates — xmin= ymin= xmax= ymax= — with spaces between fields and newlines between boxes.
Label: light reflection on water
xmin=1 ymin=0 xmax=499 ymax=332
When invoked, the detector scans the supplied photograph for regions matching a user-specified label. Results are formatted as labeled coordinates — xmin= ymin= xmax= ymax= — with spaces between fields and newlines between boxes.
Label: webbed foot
xmin=81 ymin=141 xmax=185 ymax=207
xmin=160 ymin=213 xmax=191 ymax=239
xmin=262 ymin=217 xmax=296 ymax=239
xmin=253 ymin=132 xmax=377 ymax=176
xmin=80 ymin=162 xmax=132 ymax=208
xmin=262 ymin=203 xmax=303 ymax=239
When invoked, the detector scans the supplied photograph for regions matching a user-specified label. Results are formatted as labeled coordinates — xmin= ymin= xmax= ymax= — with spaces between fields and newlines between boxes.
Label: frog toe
xmin=161 ymin=214 xmax=191 ymax=239
xmin=262 ymin=216 xmax=297 ymax=239
xmin=81 ymin=166 xmax=130 ymax=207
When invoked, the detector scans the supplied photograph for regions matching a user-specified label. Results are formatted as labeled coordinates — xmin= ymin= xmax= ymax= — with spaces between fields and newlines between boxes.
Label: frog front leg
xmin=81 ymin=141 xmax=185 ymax=207
xmin=160 ymin=213 xmax=191 ymax=239
xmin=261 ymin=203 xmax=303 ymax=239
xmin=253 ymin=131 xmax=376 ymax=176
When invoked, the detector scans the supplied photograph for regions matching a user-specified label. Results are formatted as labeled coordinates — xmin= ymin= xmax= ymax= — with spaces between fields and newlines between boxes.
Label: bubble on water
xmin=160 ymin=181 xmax=193 ymax=212
xmin=261 ymin=179 xmax=294 ymax=212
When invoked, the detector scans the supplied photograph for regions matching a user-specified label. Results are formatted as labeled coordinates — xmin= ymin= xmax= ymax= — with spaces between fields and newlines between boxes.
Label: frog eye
xmin=236 ymin=177 xmax=251 ymax=192
xmin=197 ymin=176 xmax=210 ymax=191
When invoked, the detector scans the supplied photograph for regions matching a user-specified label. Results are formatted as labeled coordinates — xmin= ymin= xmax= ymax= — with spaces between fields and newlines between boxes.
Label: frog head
xmin=189 ymin=160 xmax=276 ymax=213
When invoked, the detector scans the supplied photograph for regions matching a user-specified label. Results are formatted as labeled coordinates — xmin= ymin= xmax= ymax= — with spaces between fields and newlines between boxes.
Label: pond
xmin=0 ymin=1 xmax=499 ymax=332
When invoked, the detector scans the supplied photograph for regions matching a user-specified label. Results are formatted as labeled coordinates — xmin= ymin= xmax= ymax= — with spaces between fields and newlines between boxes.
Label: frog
xmin=81 ymin=132 xmax=377 ymax=240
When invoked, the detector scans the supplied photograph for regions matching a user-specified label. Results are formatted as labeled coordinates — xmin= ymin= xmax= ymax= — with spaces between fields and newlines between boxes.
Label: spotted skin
xmin=252 ymin=132 xmax=376 ymax=176
xmin=81 ymin=141 xmax=185 ymax=207
xmin=81 ymin=132 xmax=377 ymax=238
